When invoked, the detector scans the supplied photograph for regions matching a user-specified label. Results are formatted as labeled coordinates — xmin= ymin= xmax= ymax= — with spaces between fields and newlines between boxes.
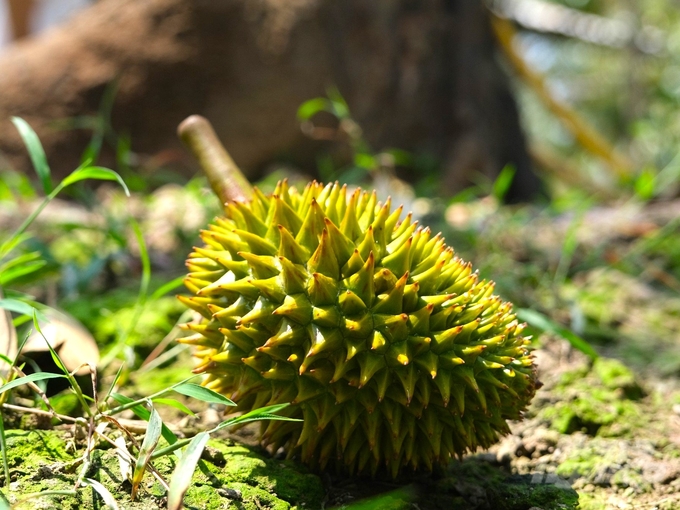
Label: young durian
xmin=180 ymin=180 xmax=539 ymax=477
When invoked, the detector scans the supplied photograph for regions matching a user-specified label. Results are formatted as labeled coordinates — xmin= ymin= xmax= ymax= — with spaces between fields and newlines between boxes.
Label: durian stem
xmin=178 ymin=115 xmax=254 ymax=205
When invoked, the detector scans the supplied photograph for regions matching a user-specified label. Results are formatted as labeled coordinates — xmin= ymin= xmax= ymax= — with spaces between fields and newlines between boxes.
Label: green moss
xmin=577 ymin=492 xmax=608 ymax=510
xmin=6 ymin=429 xmax=323 ymax=510
xmin=539 ymin=357 xmax=645 ymax=437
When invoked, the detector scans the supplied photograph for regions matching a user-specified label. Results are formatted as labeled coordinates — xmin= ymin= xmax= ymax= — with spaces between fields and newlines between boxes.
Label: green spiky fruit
xmin=180 ymin=180 xmax=539 ymax=477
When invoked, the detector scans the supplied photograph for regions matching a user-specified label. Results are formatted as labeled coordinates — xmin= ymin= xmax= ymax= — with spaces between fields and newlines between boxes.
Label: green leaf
xmin=0 ymin=372 xmax=65 ymax=394
xmin=150 ymin=276 xmax=185 ymax=301
xmin=0 ymin=298 xmax=40 ymax=318
xmin=492 ymin=164 xmax=516 ymax=202
xmin=354 ymin=153 xmax=375 ymax=170
xmin=172 ymin=383 xmax=235 ymax=406
xmin=131 ymin=407 xmax=163 ymax=500
xmin=11 ymin=117 xmax=52 ymax=194
xmin=0 ymin=251 xmax=42 ymax=273
xmin=517 ymin=308 xmax=598 ymax=360
xmin=297 ymin=98 xmax=332 ymax=120
xmin=167 ymin=432 xmax=210 ymax=510
xmin=214 ymin=403 xmax=299 ymax=431
xmin=109 ymin=393 xmax=178 ymax=445
xmin=634 ymin=167 xmax=656 ymax=201
xmin=152 ymin=397 xmax=196 ymax=417
xmin=32 ymin=310 xmax=67 ymax=374
xmin=0 ymin=233 xmax=32 ymax=260
xmin=0 ymin=416 xmax=9 ymax=491
xmin=0 ymin=260 xmax=47 ymax=286
xmin=61 ymin=167 xmax=130 ymax=197
xmin=83 ymin=478 xmax=119 ymax=510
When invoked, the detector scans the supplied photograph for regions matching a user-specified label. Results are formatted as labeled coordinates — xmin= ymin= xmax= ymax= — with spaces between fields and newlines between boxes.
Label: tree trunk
xmin=0 ymin=0 xmax=540 ymax=200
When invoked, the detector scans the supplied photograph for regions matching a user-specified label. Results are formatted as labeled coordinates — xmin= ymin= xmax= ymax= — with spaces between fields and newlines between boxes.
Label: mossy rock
xmin=3 ymin=428 xmax=580 ymax=509
xmin=539 ymin=357 xmax=645 ymax=437
xmin=4 ymin=429 xmax=323 ymax=509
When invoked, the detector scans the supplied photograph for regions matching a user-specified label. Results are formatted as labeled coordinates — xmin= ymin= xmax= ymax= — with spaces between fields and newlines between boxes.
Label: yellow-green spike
xmin=374 ymin=313 xmax=409 ymax=342
xmin=308 ymin=229 xmax=340 ymax=279
xmin=370 ymin=198 xmax=391 ymax=254
xmin=382 ymin=236 xmax=412 ymax=276
xmin=323 ymin=217 xmax=355 ymax=267
xmin=307 ymin=324 xmax=343 ymax=357
xmin=338 ymin=290 xmax=367 ymax=315
xmin=296 ymin=199 xmax=327 ymax=253
xmin=277 ymin=225 xmax=310 ymax=265
xmin=277 ymin=256 xmax=308 ymax=295
xmin=340 ymin=189 xmax=362 ymax=239
xmin=407 ymin=335 xmax=432 ymax=357
xmin=402 ymin=282 xmax=420 ymax=312
xmin=233 ymin=229 xmax=277 ymax=256
xmin=307 ymin=272 xmax=338 ymax=306
xmin=237 ymin=252 xmax=279 ymax=279
xmin=357 ymin=225 xmax=378 ymax=261
xmin=358 ymin=191 xmax=377 ymax=230
xmin=346 ymin=251 xmax=375 ymax=308
xmin=395 ymin=364 xmax=417 ymax=403
xmin=439 ymin=351 xmax=466 ymax=369
xmin=407 ymin=303 xmax=432 ymax=336
xmin=373 ymin=268 xmax=398 ymax=295
xmin=248 ymin=276 xmax=286 ymax=303
xmin=384 ymin=204 xmax=404 ymax=237
xmin=312 ymin=306 xmax=341 ymax=328
xmin=345 ymin=337 xmax=366 ymax=362
xmin=238 ymin=297 xmax=276 ymax=326
xmin=431 ymin=325 xmax=464 ymax=353
xmin=414 ymin=350 xmax=438 ymax=379
xmin=293 ymin=377 xmax=325 ymax=404
xmin=265 ymin=318 xmax=307 ymax=347
xmin=177 ymin=295 xmax=213 ymax=319
xmin=372 ymin=272 xmax=409 ymax=315
xmin=370 ymin=330 xmax=388 ymax=353
xmin=266 ymin=194 xmax=303 ymax=239
xmin=342 ymin=312 xmax=374 ymax=338
xmin=231 ymin=201 xmax=268 ymax=237
xmin=273 ymin=293 xmax=313 ymax=325
xmin=357 ymin=352 xmax=386 ymax=388
xmin=261 ymin=362 xmax=297 ymax=381
xmin=341 ymin=249 xmax=365 ymax=278
xmin=386 ymin=341 xmax=410 ymax=367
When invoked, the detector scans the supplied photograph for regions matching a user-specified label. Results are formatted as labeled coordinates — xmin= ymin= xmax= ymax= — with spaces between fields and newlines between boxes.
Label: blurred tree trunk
xmin=0 ymin=0 xmax=539 ymax=200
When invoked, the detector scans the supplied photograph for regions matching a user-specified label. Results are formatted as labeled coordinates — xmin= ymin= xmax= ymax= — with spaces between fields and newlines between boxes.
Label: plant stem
xmin=177 ymin=115 xmax=253 ymax=206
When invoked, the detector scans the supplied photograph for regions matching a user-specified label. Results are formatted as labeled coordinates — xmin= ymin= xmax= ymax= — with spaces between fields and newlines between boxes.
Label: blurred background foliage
xmin=1 ymin=0 xmax=680 ymax=382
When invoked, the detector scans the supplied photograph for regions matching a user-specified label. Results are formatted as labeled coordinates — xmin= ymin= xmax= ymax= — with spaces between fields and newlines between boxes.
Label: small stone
xmin=496 ymin=437 xmax=522 ymax=464
xmin=217 ymin=487 xmax=242 ymax=501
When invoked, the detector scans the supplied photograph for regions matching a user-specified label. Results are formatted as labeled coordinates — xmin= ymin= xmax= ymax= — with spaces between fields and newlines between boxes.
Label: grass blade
xmin=84 ymin=478 xmax=119 ymax=510
xmin=109 ymin=393 xmax=178 ymax=445
xmin=517 ymin=308 xmax=598 ymax=360
xmin=172 ymin=383 xmax=235 ymax=406
xmin=150 ymin=276 xmax=185 ymax=301
xmin=152 ymin=398 xmax=196 ymax=417
xmin=167 ymin=432 xmax=210 ymax=510
xmin=131 ymin=407 xmax=163 ymax=500
xmin=61 ymin=167 xmax=130 ymax=197
xmin=0 ymin=372 xmax=65 ymax=394
xmin=0 ymin=415 xmax=9 ymax=490
xmin=11 ymin=117 xmax=52 ymax=194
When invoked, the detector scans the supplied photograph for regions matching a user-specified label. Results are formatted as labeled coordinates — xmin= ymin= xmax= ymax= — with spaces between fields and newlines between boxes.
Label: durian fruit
xmin=179 ymin=180 xmax=539 ymax=477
